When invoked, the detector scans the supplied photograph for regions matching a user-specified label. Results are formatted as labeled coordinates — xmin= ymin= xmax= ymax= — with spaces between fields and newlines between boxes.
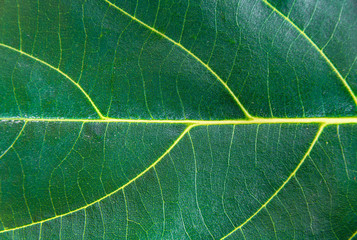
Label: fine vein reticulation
xmin=0 ymin=117 xmax=355 ymax=234
xmin=0 ymin=43 xmax=105 ymax=119
xmin=0 ymin=0 xmax=356 ymax=238
xmin=103 ymin=0 xmax=253 ymax=119
xmin=262 ymin=0 xmax=357 ymax=106
xmin=0 ymin=125 xmax=194 ymax=233
xmin=221 ymin=125 xmax=325 ymax=239
xmin=104 ymin=0 xmax=357 ymax=111
xmin=2 ymin=0 xmax=356 ymax=122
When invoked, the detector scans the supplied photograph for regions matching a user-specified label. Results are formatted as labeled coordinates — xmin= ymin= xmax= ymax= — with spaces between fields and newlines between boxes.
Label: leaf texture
xmin=0 ymin=0 xmax=356 ymax=239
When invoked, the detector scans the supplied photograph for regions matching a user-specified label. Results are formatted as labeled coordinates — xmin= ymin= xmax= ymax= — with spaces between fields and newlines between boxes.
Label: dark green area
xmin=0 ymin=0 xmax=356 ymax=239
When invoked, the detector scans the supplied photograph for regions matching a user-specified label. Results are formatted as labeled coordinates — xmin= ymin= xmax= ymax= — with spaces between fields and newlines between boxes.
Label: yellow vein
xmin=0 ymin=117 xmax=357 ymax=125
xmin=262 ymin=0 xmax=357 ymax=106
xmin=103 ymin=0 xmax=253 ymax=119
xmin=0 ymin=125 xmax=194 ymax=234
xmin=349 ymin=230 xmax=357 ymax=240
xmin=221 ymin=125 xmax=325 ymax=239
xmin=13 ymin=147 xmax=34 ymax=223
xmin=16 ymin=0 xmax=22 ymax=51
xmin=188 ymin=131 xmax=215 ymax=239
xmin=0 ymin=43 xmax=105 ymax=119
xmin=0 ymin=121 xmax=27 ymax=160
xmin=337 ymin=125 xmax=350 ymax=180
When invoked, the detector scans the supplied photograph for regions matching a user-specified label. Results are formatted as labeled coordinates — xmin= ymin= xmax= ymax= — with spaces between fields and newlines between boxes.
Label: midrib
xmin=1 ymin=117 xmax=357 ymax=125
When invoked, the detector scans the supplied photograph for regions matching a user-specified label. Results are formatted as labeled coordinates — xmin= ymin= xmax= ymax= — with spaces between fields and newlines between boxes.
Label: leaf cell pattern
xmin=0 ymin=0 xmax=356 ymax=239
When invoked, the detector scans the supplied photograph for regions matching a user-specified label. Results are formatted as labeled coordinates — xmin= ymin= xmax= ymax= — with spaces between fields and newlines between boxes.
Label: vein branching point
xmin=103 ymin=0 xmax=253 ymax=119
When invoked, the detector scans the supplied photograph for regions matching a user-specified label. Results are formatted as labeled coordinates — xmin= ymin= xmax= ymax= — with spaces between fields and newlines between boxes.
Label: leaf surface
xmin=0 ymin=0 xmax=356 ymax=239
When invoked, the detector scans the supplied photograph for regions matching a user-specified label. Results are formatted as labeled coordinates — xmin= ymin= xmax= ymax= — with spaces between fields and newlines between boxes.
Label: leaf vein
xmin=0 ymin=117 xmax=356 ymax=125
xmin=262 ymin=0 xmax=357 ymax=106
xmin=0 ymin=125 xmax=194 ymax=234
xmin=0 ymin=43 xmax=105 ymax=119
xmin=102 ymin=0 xmax=253 ymax=119
xmin=220 ymin=124 xmax=325 ymax=239
xmin=0 ymin=121 xmax=27 ymax=161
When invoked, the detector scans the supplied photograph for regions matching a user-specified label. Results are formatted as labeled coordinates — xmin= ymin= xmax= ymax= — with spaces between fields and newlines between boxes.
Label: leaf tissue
xmin=0 ymin=0 xmax=356 ymax=239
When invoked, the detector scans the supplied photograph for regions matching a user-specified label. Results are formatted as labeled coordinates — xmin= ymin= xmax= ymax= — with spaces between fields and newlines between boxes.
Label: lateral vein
xmin=102 ymin=0 xmax=252 ymax=119
xmin=262 ymin=0 xmax=357 ymax=106
xmin=0 ymin=43 xmax=105 ymax=119
xmin=220 ymin=125 xmax=326 ymax=239
xmin=0 ymin=121 xmax=27 ymax=160
xmin=0 ymin=125 xmax=194 ymax=234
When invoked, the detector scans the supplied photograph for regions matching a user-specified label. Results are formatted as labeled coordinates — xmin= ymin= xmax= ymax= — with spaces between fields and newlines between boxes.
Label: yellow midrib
xmin=3 ymin=0 xmax=356 ymax=123
xmin=1 ymin=116 xmax=355 ymax=235
xmin=1 ymin=1 xmax=356 ymax=236
xmin=0 ymin=117 xmax=357 ymax=125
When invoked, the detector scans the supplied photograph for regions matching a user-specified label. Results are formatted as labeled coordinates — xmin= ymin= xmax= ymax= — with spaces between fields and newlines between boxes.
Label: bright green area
xmin=0 ymin=0 xmax=356 ymax=239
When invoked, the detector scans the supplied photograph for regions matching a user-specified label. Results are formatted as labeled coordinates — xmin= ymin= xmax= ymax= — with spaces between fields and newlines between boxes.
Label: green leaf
xmin=0 ymin=0 xmax=356 ymax=239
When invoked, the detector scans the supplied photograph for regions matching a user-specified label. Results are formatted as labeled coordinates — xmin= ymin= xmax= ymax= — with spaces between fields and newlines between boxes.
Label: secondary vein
xmin=0 ymin=125 xmax=194 ymax=234
xmin=0 ymin=43 xmax=105 ymax=119
xmin=220 ymin=124 xmax=326 ymax=239
xmin=262 ymin=0 xmax=357 ymax=106
xmin=102 ymin=0 xmax=253 ymax=119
